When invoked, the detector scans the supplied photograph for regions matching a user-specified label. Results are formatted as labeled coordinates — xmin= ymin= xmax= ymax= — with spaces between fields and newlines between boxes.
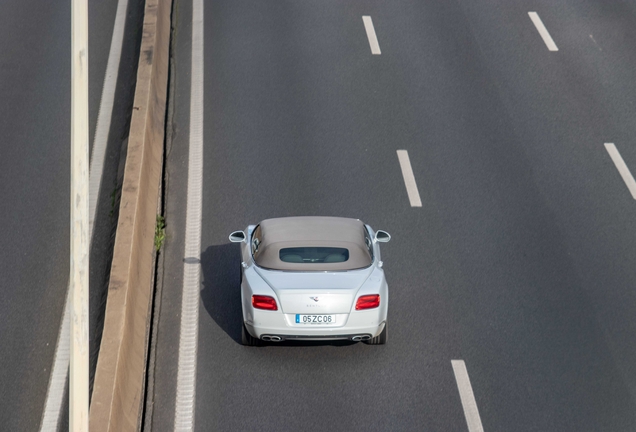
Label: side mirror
xmin=229 ymin=231 xmax=246 ymax=243
xmin=374 ymin=230 xmax=391 ymax=243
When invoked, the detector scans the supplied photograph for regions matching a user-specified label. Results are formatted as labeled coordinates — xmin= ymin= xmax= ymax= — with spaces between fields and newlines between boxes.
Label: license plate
xmin=295 ymin=314 xmax=336 ymax=324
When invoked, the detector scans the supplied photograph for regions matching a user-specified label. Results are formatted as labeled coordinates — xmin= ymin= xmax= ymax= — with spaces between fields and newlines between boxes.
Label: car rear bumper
xmin=246 ymin=323 xmax=385 ymax=342
xmin=245 ymin=309 xmax=386 ymax=341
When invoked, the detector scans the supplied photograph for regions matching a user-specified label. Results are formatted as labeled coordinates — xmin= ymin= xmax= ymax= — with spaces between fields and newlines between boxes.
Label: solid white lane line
xmin=40 ymin=292 xmax=71 ymax=431
xmin=174 ymin=0 xmax=204 ymax=429
xmin=605 ymin=143 xmax=636 ymax=200
xmin=451 ymin=360 xmax=485 ymax=432
xmin=88 ymin=0 xmax=130 ymax=237
xmin=528 ymin=12 xmax=559 ymax=51
xmin=39 ymin=0 xmax=130 ymax=430
xmin=362 ymin=16 xmax=381 ymax=55
xmin=396 ymin=150 xmax=422 ymax=207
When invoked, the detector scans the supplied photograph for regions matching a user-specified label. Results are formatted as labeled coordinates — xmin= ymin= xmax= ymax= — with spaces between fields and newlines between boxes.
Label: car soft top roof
xmin=253 ymin=216 xmax=373 ymax=271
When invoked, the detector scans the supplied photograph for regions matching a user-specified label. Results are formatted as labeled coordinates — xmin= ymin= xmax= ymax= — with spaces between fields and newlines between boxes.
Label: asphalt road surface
xmin=148 ymin=0 xmax=636 ymax=430
xmin=0 ymin=0 xmax=143 ymax=429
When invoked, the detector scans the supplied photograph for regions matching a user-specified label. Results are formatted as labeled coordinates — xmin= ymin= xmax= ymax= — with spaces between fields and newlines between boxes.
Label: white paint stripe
xmin=88 ymin=0 xmax=129 ymax=237
xmin=39 ymin=290 xmax=71 ymax=431
xmin=396 ymin=150 xmax=422 ymax=207
xmin=452 ymin=360 xmax=485 ymax=432
xmin=362 ymin=16 xmax=381 ymax=55
xmin=174 ymin=0 xmax=204 ymax=430
xmin=39 ymin=0 xmax=130 ymax=430
xmin=528 ymin=12 xmax=559 ymax=51
xmin=605 ymin=143 xmax=636 ymax=200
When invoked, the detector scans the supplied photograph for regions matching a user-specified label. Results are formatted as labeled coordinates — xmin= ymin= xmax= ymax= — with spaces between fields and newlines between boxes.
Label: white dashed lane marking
xmin=396 ymin=150 xmax=422 ymax=207
xmin=362 ymin=16 xmax=381 ymax=55
xmin=452 ymin=360 xmax=485 ymax=432
xmin=605 ymin=143 xmax=636 ymax=200
xmin=528 ymin=12 xmax=559 ymax=51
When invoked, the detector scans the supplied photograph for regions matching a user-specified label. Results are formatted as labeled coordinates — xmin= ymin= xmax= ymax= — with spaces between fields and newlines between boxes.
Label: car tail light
xmin=252 ymin=295 xmax=278 ymax=311
xmin=355 ymin=294 xmax=380 ymax=310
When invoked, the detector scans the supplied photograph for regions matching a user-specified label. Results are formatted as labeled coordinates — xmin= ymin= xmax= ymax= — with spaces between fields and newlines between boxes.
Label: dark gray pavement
xmin=0 ymin=0 xmax=143 ymax=429
xmin=149 ymin=0 xmax=636 ymax=430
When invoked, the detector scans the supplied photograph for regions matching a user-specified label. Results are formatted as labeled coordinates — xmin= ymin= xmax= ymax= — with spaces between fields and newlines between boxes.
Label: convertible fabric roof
xmin=254 ymin=216 xmax=373 ymax=271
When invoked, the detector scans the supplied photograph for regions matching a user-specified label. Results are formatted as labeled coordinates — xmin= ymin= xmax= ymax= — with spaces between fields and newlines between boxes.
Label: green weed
xmin=155 ymin=215 xmax=166 ymax=252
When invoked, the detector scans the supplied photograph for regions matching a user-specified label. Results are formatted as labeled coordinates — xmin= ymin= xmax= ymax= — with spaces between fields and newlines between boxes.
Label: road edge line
xmin=39 ymin=0 xmax=131 ymax=429
xmin=174 ymin=0 xmax=204 ymax=428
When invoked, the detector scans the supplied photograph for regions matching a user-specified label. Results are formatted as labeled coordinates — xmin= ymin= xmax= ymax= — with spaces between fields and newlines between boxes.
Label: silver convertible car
xmin=229 ymin=216 xmax=391 ymax=346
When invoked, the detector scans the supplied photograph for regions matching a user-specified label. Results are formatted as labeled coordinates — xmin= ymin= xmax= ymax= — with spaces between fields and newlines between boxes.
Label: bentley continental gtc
xmin=229 ymin=216 xmax=391 ymax=346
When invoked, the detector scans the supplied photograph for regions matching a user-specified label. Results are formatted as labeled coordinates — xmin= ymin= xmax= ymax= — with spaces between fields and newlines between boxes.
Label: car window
xmin=251 ymin=225 xmax=262 ymax=259
xmin=364 ymin=227 xmax=374 ymax=260
xmin=279 ymin=247 xmax=349 ymax=264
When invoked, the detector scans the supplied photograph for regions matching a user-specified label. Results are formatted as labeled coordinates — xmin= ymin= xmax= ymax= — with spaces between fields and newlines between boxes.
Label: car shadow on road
xmin=200 ymin=243 xmax=243 ymax=344
xmin=200 ymin=242 xmax=358 ymax=348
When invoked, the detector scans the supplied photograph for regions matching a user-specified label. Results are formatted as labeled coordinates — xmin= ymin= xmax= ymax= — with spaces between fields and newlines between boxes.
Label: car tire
xmin=364 ymin=322 xmax=387 ymax=345
xmin=242 ymin=323 xmax=263 ymax=346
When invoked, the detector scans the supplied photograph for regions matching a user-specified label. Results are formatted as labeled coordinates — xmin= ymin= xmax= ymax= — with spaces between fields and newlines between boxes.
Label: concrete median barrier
xmin=89 ymin=0 xmax=172 ymax=430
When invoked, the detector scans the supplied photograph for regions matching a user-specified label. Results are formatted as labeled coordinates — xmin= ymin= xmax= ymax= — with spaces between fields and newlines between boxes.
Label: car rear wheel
xmin=364 ymin=322 xmax=387 ymax=345
xmin=242 ymin=323 xmax=263 ymax=346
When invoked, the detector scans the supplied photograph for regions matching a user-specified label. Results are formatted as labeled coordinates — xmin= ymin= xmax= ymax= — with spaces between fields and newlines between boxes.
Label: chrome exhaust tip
xmin=261 ymin=336 xmax=272 ymax=341
xmin=261 ymin=335 xmax=283 ymax=342
xmin=351 ymin=335 xmax=372 ymax=342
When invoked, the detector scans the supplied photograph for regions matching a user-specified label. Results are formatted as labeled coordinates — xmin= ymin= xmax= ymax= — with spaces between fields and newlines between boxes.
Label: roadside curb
xmin=89 ymin=0 xmax=172 ymax=430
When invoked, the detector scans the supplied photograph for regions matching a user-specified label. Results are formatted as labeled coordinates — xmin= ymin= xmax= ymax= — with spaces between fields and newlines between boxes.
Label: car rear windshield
xmin=279 ymin=247 xmax=349 ymax=264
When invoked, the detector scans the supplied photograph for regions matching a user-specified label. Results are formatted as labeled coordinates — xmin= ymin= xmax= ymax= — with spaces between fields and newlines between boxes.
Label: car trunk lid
xmin=255 ymin=267 xmax=373 ymax=314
